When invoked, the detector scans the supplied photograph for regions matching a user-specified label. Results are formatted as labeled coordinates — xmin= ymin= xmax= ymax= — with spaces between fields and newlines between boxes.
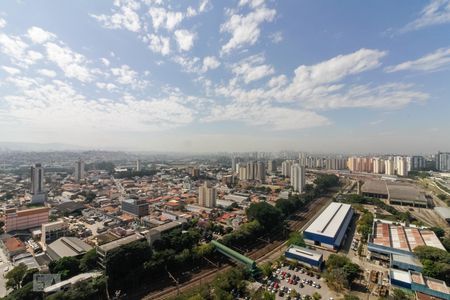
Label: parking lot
xmin=264 ymin=265 xmax=339 ymax=300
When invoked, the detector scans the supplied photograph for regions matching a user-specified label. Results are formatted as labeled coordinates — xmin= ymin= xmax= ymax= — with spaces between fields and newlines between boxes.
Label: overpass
xmin=211 ymin=240 xmax=259 ymax=277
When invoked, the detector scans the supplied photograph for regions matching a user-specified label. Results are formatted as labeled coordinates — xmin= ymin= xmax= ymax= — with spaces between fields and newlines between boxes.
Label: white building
xmin=290 ymin=164 xmax=305 ymax=193
xmin=397 ymin=157 xmax=408 ymax=177
xmin=385 ymin=159 xmax=395 ymax=176
xmin=373 ymin=158 xmax=385 ymax=174
xmin=436 ymin=152 xmax=450 ymax=172
xmin=282 ymin=160 xmax=294 ymax=177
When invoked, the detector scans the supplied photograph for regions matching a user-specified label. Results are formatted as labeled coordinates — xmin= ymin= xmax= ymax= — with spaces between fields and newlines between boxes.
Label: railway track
xmin=142 ymin=196 xmax=332 ymax=300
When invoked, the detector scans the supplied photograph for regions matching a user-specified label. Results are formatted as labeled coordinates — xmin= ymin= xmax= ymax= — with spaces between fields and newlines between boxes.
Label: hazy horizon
xmin=1 ymin=1 xmax=449 ymax=153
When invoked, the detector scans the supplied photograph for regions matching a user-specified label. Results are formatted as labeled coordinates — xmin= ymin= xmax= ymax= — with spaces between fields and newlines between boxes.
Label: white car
xmin=4 ymin=266 xmax=9 ymax=272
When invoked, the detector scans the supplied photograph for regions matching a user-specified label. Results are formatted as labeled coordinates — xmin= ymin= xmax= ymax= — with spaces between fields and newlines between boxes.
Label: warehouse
xmin=361 ymin=180 xmax=431 ymax=208
xmin=368 ymin=220 xmax=445 ymax=260
xmin=284 ymin=245 xmax=323 ymax=270
xmin=303 ymin=202 xmax=354 ymax=250
xmin=390 ymin=269 xmax=450 ymax=300
xmin=435 ymin=206 xmax=450 ymax=223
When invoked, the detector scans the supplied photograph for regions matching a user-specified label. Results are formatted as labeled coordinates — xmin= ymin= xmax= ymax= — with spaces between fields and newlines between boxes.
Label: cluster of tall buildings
xmin=347 ymin=155 xmax=426 ymax=176
xmin=298 ymin=154 xmax=347 ymax=170
xmin=280 ymin=160 xmax=306 ymax=192
xmin=235 ymin=160 xmax=266 ymax=181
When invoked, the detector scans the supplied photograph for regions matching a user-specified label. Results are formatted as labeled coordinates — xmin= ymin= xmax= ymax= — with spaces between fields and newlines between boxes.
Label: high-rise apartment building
xmin=397 ymin=157 xmax=408 ymax=176
xmin=373 ymin=158 xmax=385 ymax=174
xmin=198 ymin=182 xmax=216 ymax=208
xmin=136 ymin=160 xmax=141 ymax=171
xmin=30 ymin=163 xmax=47 ymax=204
xmin=256 ymin=161 xmax=266 ymax=181
xmin=74 ymin=159 xmax=85 ymax=182
xmin=246 ymin=161 xmax=257 ymax=180
xmin=281 ymin=160 xmax=294 ymax=177
xmin=385 ymin=159 xmax=395 ymax=175
xmin=409 ymin=156 xmax=425 ymax=171
xmin=436 ymin=152 xmax=450 ymax=172
xmin=267 ymin=160 xmax=276 ymax=173
xmin=290 ymin=164 xmax=305 ymax=193
xmin=238 ymin=166 xmax=247 ymax=180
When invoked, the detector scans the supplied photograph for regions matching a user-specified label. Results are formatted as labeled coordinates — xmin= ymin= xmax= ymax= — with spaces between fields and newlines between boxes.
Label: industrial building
xmin=284 ymin=245 xmax=323 ymax=269
xmin=46 ymin=237 xmax=92 ymax=261
xmin=390 ymin=269 xmax=450 ymax=300
xmin=368 ymin=220 xmax=446 ymax=260
xmin=303 ymin=202 xmax=354 ymax=250
xmin=361 ymin=180 xmax=431 ymax=208
xmin=435 ymin=207 xmax=450 ymax=223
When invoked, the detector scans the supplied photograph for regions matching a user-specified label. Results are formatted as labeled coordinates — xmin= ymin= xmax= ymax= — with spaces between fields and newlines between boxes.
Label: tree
xmin=79 ymin=249 xmax=98 ymax=272
xmin=2 ymin=281 xmax=42 ymax=300
xmin=430 ymin=227 xmax=445 ymax=238
xmin=313 ymin=292 xmax=322 ymax=300
xmin=259 ymin=262 xmax=273 ymax=278
xmin=343 ymin=295 xmax=360 ymax=300
xmin=437 ymin=194 xmax=448 ymax=200
xmin=246 ymin=202 xmax=282 ymax=230
xmin=5 ymin=263 xmax=27 ymax=290
xmin=276 ymin=198 xmax=296 ymax=217
xmin=392 ymin=288 xmax=410 ymax=300
xmin=288 ymin=232 xmax=306 ymax=247
xmin=49 ymin=256 xmax=80 ymax=280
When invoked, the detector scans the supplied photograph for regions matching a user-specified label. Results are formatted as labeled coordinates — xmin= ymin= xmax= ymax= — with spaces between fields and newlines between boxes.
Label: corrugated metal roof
xmin=304 ymin=202 xmax=352 ymax=238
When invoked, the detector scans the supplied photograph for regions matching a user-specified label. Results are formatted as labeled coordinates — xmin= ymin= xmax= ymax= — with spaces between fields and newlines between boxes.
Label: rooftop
xmin=304 ymin=202 xmax=352 ymax=238
xmin=286 ymin=245 xmax=323 ymax=261
xmin=390 ymin=269 xmax=412 ymax=284
xmin=98 ymin=233 xmax=144 ymax=253
xmin=47 ymin=237 xmax=92 ymax=260
xmin=372 ymin=220 xmax=446 ymax=252
xmin=434 ymin=207 xmax=450 ymax=221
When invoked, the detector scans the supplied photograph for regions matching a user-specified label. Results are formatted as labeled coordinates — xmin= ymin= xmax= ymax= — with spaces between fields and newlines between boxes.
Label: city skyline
xmin=1 ymin=1 xmax=450 ymax=152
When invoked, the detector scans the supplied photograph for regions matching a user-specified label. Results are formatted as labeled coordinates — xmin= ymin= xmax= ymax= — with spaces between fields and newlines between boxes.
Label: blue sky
xmin=0 ymin=0 xmax=449 ymax=153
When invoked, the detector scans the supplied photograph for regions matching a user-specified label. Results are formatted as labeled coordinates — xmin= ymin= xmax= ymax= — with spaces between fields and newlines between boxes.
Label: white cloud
xmin=45 ymin=42 xmax=93 ymax=82
xmin=174 ymin=29 xmax=195 ymax=51
xmin=148 ymin=7 xmax=183 ymax=31
xmin=269 ymin=31 xmax=283 ymax=43
xmin=239 ymin=0 xmax=265 ymax=9
xmin=110 ymin=64 xmax=148 ymax=89
xmin=101 ymin=57 xmax=110 ymax=66
xmin=268 ymin=75 xmax=287 ymax=88
xmin=1 ymin=80 xmax=194 ymax=133
xmin=91 ymin=0 xmax=141 ymax=32
xmin=202 ymin=56 xmax=220 ymax=72
xmin=2 ymin=66 xmax=21 ymax=75
xmin=385 ymin=47 xmax=450 ymax=72
xmin=96 ymin=82 xmax=117 ymax=91
xmin=203 ymin=102 xmax=330 ymax=130
xmin=26 ymin=26 xmax=55 ymax=44
xmin=147 ymin=34 xmax=170 ymax=55
xmin=232 ymin=54 xmax=275 ymax=84
xmin=283 ymin=48 xmax=387 ymax=100
xmin=221 ymin=4 xmax=276 ymax=54
xmin=0 ymin=33 xmax=43 ymax=66
xmin=37 ymin=69 xmax=57 ymax=77
xmin=199 ymin=0 xmax=210 ymax=13
xmin=0 ymin=18 xmax=6 ymax=29
xmin=401 ymin=0 xmax=450 ymax=32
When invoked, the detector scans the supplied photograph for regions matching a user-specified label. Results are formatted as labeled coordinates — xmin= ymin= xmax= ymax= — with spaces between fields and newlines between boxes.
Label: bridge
xmin=211 ymin=240 xmax=260 ymax=277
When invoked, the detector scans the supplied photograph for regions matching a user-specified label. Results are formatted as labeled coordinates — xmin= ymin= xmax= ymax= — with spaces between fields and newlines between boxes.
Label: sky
xmin=0 ymin=0 xmax=449 ymax=154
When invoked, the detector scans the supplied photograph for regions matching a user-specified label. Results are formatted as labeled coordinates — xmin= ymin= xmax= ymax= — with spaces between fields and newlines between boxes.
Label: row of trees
xmin=325 ymin=254 xmax=362 ymax=291
xmin=414 ymin=245 xmax=450 ymax=284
